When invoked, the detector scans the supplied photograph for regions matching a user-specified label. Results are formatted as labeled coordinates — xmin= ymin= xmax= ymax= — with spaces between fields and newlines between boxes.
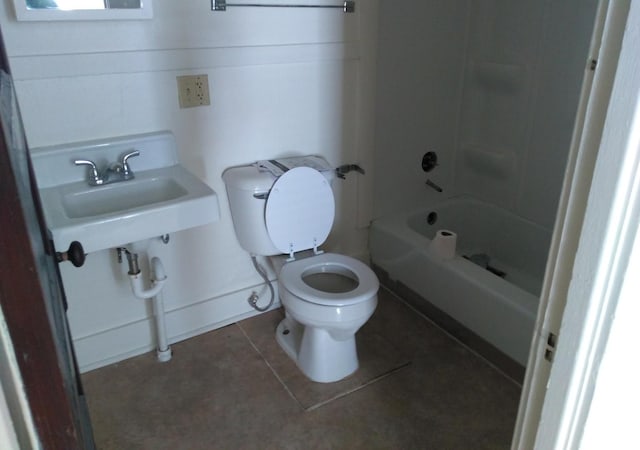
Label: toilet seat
xmin=280 ymin=253 xmax=379 ymax=307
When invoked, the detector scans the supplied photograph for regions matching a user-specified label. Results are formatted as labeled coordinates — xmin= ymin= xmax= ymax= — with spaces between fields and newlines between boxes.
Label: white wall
xmin=374 ymin=0 xmax=598 ymax=232
xmin=0 ymin=1 xmax=377 ymax=371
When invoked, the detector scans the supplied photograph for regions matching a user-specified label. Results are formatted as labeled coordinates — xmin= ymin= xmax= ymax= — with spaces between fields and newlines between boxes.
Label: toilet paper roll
xmin=428 ymin=229 xmax=457 ymax=260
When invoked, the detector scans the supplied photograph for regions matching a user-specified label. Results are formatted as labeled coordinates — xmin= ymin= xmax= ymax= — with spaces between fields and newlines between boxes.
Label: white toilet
xmin=223 ymin=158 xmax=379 ymax=383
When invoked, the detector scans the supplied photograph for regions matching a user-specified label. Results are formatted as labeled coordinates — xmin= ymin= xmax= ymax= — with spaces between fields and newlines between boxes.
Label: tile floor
xmin=82 ymin=288 xmax=522 ymax=449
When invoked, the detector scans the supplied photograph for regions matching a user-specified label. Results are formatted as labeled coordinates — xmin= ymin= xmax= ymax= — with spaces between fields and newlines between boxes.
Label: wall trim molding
xmin=75 ymin=282 xmax=280 ymax=373
xmin=9 ymin=42 xmax=359 ymax=81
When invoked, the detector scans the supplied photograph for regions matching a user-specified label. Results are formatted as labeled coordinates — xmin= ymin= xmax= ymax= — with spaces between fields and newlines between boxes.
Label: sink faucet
xmin=74 ymin=150 xmax=140 ymax=186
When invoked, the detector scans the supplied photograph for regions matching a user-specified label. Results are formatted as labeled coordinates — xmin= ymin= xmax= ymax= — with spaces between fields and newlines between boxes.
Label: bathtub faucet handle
xmin=336 ymin=164 xmax=365 ymax=179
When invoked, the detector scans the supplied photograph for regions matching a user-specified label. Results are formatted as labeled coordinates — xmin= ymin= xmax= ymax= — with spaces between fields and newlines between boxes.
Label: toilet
xmin=223 ymin=157 xmax=379 ymax=383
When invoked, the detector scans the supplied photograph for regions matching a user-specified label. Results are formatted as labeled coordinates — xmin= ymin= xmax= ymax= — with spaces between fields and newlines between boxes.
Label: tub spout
xmin=425 ymin=179 xmax=443 ymax=193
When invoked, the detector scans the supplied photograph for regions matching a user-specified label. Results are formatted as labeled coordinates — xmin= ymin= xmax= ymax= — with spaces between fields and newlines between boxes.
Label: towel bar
xmin=212 ymin=0 xmax=355 ymax=13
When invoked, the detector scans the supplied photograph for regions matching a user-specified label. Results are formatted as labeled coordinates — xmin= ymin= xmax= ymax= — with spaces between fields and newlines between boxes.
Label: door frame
xmin=0 ymin=31 xmax=88 ymax=449
xmin=513 ymin=0 xmax=639 ymax=447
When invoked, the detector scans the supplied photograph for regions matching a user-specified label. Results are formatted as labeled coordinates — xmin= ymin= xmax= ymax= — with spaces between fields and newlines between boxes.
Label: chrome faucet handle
xmin=119 ymin=150 xmax=139 ymax=179
xmin=120 ymin=150 xmax=140 ymax=165
xmin=74 ymin=159 xmax=102 ymax=185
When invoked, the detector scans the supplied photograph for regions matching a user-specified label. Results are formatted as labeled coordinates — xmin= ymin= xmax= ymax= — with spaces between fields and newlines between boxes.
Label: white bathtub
xmin=369 ymin=196 xmax=551 ymax=365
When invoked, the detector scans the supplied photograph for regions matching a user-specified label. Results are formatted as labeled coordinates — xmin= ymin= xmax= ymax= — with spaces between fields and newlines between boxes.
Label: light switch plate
xmin=177 ymin=74 xmax=210 ymax=108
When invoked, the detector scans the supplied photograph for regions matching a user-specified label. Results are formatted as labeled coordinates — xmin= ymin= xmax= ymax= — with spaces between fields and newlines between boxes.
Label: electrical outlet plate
xmin=177 ymin=74 xmax=211 ymax=108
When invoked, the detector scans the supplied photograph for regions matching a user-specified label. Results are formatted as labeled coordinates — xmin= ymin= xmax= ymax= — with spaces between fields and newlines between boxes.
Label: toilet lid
xmin=265 ymin=167 xmax=334 ymax=255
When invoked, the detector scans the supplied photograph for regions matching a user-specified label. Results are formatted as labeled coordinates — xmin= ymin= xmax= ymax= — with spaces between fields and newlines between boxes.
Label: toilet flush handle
xmin=253 ymin=192 xmax=269 ymax=200
xmin=335 ymin=164 xmax=365 ymax=179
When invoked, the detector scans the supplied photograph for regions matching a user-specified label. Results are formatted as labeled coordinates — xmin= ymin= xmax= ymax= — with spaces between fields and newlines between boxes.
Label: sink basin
xmin=62 ymin=176 xmax=187 ymax=219
xmin=31 ymin=131 xmax=220 ymax=254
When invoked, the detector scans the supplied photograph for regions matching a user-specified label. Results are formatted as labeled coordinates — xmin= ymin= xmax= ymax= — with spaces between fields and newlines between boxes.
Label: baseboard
xmin=76 ymin=282 xmax=280 ymax=373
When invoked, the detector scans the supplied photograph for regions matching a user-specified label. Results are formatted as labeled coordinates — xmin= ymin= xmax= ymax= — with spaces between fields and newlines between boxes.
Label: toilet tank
xmin=223 ymin=158 xmax=336 ymax=256
xmin=222 ymin=165 xmax=280 ymax=256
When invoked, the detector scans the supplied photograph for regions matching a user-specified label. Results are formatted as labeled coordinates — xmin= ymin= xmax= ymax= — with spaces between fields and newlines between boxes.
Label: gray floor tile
xmin=238 ymin=307 xmax=410 ymax=410
xmin=83 ymin=288 xmax=520 ymax=450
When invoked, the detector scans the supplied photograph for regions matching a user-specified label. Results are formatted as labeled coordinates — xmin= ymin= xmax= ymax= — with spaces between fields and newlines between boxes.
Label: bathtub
xmin=369 ymin=196 xmax=551 ymax=366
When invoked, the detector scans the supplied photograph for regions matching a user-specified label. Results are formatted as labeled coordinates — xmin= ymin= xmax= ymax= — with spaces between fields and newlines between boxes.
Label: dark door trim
xmin=0 ymin=31 xmax=88 ymax=449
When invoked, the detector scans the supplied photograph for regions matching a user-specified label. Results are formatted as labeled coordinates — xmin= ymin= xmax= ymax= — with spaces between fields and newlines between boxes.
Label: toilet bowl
xmin=274 ymin=252 xmax=378 ymax=383
xmin=222 ymin=157 xmax=379 ymax=383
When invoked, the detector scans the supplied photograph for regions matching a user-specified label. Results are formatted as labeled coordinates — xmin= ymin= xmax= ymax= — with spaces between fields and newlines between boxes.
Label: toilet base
xmin=276 ymin=317 xmax=359 ymax=383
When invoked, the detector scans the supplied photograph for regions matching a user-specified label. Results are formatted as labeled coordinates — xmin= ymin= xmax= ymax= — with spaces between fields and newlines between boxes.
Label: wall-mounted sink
xmin=31 ymin=131 xmax=220 ymax=254
xmin=61 ymin=174 xmax=187 ymax=219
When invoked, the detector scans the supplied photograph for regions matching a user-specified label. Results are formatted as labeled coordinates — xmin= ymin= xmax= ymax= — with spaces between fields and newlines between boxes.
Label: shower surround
xmin=372 ymin=0 xmax=599 ymax=366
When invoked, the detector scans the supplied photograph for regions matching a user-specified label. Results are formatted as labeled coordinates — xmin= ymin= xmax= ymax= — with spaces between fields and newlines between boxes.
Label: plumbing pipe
xmin=150 ymin=257 xmax=171 ymax=362
xmin=127 ymin=255 xmax=172 ymax=362
xmin=152 ymin=290 xmax=172 ymax=362
xmin=129 ymin=271 xmax=165 ymax=300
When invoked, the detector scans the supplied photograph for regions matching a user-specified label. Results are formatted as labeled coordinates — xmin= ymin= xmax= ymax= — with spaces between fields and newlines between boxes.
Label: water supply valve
xmin=116 ymin=247 xmax=141 ymax=275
